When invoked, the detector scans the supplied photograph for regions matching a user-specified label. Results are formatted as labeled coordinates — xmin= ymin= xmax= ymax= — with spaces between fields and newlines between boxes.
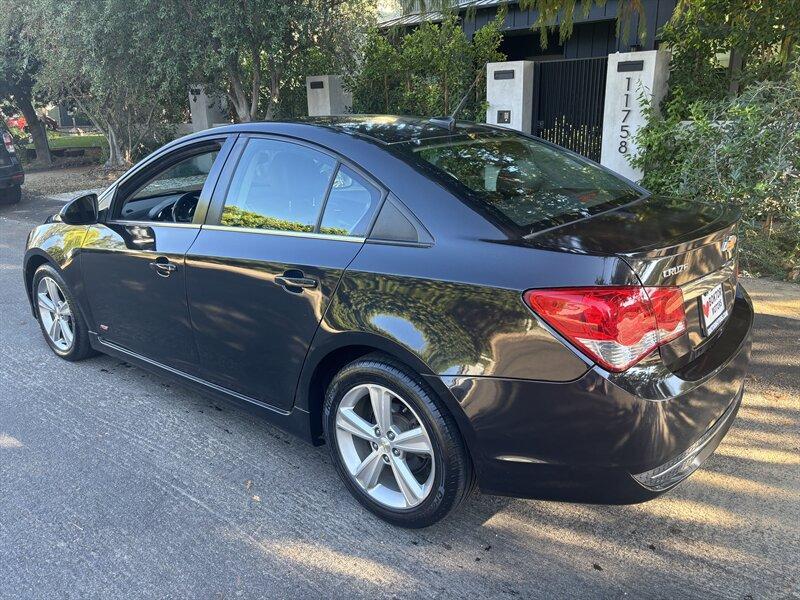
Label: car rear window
xmin=406 ymin=132 xmax=642 ymax=233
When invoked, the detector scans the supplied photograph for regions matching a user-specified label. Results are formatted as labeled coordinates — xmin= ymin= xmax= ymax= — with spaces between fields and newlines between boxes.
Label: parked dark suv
xmin=0 ymin=130 xmax=24 ymax=203
xmin=23 ymin=116 xmax=753 ymax=527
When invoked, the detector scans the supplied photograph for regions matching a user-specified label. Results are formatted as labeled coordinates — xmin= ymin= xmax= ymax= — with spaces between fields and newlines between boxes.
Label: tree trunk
xmin=14 ymin=92 xmax=52 ymax=167
xmin=249 ymin=49 xmax=262 ymax=121
xmin=227 ymin=58 xmax=252 ymax=122
xmin=105 ymin=126 xmax=126 ymax=168
xmin=263 ymin=67 xmax=281 ymax=120
xmin=763 ymin=212 xmax=774 ymax=239
xmin=728 ymin=48 xmax=744 ymax=97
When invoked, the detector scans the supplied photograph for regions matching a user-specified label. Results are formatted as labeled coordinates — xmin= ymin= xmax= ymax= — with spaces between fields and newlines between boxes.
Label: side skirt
xmin=89 ymin=333 xmax=315 ymax=443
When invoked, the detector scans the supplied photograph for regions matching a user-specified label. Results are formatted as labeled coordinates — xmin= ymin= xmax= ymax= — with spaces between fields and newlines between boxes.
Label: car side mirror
xmin=59 ymin=193 xmax=98 ymax=225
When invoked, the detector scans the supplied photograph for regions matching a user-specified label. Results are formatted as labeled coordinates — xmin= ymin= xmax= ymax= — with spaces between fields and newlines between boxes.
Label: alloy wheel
xmin=335 ymin=383 xmax=435 ymax=509
xmin=37 ymin=276 xmax=75 ymax=352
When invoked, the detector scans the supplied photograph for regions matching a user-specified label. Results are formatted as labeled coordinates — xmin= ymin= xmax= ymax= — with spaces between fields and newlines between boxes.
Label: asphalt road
xmin=1 ymin=190 xmax=798 ymax=599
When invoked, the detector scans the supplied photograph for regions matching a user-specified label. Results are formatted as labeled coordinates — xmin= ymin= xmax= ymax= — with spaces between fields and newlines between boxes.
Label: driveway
xmin=1 ymin=189 xmax=798 ymax=598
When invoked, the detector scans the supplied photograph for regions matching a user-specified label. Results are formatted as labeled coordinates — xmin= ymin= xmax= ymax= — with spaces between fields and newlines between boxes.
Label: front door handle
xmin=149 ymin=258 xmax=177 ymax=278
xmin=275 ymin=272 xmax=318 ymax=292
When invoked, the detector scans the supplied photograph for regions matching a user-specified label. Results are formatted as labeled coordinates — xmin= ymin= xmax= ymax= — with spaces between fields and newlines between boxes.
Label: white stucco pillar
xmin=188 ymin=85 xmax=228 ymax=132
xmin=600 ymin=50 xmax=671 ymax=181
xmin=485 ymin=61 xmax=534 ymax=134
xmin=306 ymin=75 xmax=352 ymax=116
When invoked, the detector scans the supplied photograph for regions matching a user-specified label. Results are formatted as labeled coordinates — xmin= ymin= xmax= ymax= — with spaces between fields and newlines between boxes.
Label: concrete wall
xmin=189 ymin=85 xmax=228 ymax=132
xmin=485 ymin=61 xmax=534 ymax=134
xmin=306 ymin=75 xmax=352 ymax=116
xmin=600 ymin=50 xmax=670 ymax=181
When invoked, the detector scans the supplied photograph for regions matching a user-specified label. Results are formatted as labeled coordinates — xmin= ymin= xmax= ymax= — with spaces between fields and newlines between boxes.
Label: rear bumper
xmin=435 ymin=285 xmax=753 ymax=504
xmin=0 ymin=165 xmax=24 ymax=188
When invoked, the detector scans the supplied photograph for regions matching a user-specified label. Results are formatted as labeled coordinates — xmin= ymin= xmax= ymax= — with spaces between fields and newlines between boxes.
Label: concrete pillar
xmin=189 ymin=85 xmax=228 ymax=132
xmin=485 ymin=61 xmax=534 ymax=134
xmin=306 ymin=75 xmax=352 ymax=117
xmin=600 ymin=50 xmax=670 ymax=181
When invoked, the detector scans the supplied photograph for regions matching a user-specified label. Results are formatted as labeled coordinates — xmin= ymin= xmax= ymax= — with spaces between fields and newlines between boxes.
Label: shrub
xmin=631 ymin=65 xmax=800 ymax=280
xmin=349 ymin=14 xmax=505 ymax=121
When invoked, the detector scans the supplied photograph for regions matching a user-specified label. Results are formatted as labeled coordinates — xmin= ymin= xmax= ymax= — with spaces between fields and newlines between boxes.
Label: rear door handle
xmin=275 ymin=273 xmax=318 ymax=292
xmin=149 ymin=258 xmax=177 ymax=278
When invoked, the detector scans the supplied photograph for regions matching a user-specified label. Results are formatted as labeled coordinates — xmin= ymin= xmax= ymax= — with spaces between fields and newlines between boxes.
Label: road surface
xmin=1 ymin=189 xmax=798 ymax=598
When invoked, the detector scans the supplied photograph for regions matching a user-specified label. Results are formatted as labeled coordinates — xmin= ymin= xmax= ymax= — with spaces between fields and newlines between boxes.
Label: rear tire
xmin=33 ymin=264 xmax=94 ymax=361
xmin=323 ymin=353 xmax=473 ymax=528
xmin=1 ymin=185 xmax=21 ymax=204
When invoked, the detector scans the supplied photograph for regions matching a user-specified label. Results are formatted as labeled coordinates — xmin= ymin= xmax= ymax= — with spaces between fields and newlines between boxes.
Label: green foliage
xmin=349 ymin=15 xmax=505 ymax=120
xmin=220 ymin=206 xmax=347 ymax=236
xmin=28 ymin=0 xmax=189 ymax=166
xmin=661 ymin=0 xmax=800 ymax=115
xmin=269 ymin=1 xmax=376 ymax=120
xmin=631 ymin=65 xmax=800 ymax=279
xmin=6 ymin=125 xmax=26 ymax=143
xmin=0 ymin=1 xmax=53 ymax=165
xmin=177 ymin=0 xmax=375 ymax=121
xmin=24 ymin=133 xmax=106 ymax=150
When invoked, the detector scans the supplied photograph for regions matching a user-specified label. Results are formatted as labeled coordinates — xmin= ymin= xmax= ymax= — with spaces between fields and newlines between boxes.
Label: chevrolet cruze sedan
xmin=23 ymin=116 xmax=753 ymax=527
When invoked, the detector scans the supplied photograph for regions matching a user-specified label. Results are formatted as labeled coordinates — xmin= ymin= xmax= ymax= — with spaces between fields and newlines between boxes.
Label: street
xmin=1 ymin=191 xmax=798 ymax=599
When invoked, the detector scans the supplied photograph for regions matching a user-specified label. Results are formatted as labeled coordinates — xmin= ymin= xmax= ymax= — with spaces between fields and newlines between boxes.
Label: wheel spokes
xmin=353 ymin=450 xmax=385 ymax=489
xmin=48 ymin=316 xmax=61 ymax=341
xmin=335 ymin=383 xmax=434 ymax=510
xmin=37 ymin=292 xmax=56 ymax=315
xmin=45 ymin=278 xmax=60 ymax=303
xmin=336 ymin=407 xmax=378 ymax=442
xmin=368 ymin=385 xmax=393 ymax=433
xmin=59 ymin=302 xmax=72 ymax=319
xmin=392 ymin=427 xmax=432 ymax=456
xmin=37 ymin=277 xmax=74 ymax=350
xmin=389 ymin=455 xmax=424 ymax=507
xmin=60 ymin=318 xmax=74 ymax=345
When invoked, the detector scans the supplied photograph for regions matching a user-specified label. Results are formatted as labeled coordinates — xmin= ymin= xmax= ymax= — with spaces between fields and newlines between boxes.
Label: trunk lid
xmin=530 ymin=196 xmax=740 ymax=367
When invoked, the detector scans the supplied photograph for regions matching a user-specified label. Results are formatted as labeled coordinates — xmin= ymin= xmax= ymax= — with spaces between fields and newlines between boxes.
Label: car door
xmin=81 ymin=136 xmax=234 ymax=372
xmin=185 ymin=135 xmax=384 ymax=409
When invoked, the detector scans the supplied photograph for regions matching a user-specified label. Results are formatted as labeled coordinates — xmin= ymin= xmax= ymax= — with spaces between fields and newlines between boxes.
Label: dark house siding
xmin=457 ymin=0 xmax=675 ymax=60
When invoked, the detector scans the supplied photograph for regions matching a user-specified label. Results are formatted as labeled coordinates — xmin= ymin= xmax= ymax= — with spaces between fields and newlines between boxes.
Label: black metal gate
xmin=532 ymin=57 xmax=608 ymax=162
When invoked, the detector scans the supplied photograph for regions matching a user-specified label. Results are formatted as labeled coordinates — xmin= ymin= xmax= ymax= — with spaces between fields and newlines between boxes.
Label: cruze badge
xmin=662 ymin=264 xmax=688 ymax=278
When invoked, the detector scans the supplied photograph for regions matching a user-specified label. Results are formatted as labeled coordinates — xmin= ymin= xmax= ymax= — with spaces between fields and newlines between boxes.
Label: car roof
xmin=193 ymin=115 xmax=498 ymax=147
xmin=301 ymin=115 xmax=498 ymax=145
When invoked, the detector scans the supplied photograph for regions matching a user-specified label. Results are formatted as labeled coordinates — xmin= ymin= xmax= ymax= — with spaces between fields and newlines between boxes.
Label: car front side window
xmin=115 ymin=143 xmax=222 ymax=222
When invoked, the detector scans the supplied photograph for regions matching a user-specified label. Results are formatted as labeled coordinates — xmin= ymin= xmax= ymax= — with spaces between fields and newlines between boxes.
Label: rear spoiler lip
xmin=524 ymin=196 xmax=740 ymax=258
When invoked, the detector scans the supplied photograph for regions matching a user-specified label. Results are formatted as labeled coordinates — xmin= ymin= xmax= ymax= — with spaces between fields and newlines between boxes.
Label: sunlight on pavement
xmin=714 ymin=444 xmax=800 ymax=465
xmin=628 ymin=497 xmax=742 ymax=527
xmin=692 ymin=470 xmax=799 ymax=500
xmin=726 ymin=427 xmax=800 ymax=448
xmin=250 ymin=538 xmax=407 ymax=586
xmin=0 ymin=433 xmax=23 ymax=449
xmin=743 ymin=288 xmax=800 ymax=319
xmin=658 ymin=537 xmax=768 ymax=567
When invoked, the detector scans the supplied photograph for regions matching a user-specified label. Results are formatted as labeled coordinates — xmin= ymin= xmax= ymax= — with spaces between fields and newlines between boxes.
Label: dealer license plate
xmin=700 ymin=283 xmax=727 ymax=335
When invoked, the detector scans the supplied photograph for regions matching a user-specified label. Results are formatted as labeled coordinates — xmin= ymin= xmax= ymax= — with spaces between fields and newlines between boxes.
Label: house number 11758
xmin=619 ymin=76 xmax=632 ymax=154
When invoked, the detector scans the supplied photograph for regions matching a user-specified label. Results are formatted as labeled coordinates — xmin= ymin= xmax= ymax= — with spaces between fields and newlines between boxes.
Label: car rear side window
xmin=219 ymin=138 xmax=336 ymax=233
xmin=319 ymin=166 xmax=381 ymax=237
xmin=408 ymin=132 xmax=642 ymax=233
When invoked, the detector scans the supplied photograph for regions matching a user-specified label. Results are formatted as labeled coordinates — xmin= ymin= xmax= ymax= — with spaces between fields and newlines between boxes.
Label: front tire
xmin=33 ymin=264 xmax=94 ymax=361
xmin=323 ymin=353 xmax=473 ymax=528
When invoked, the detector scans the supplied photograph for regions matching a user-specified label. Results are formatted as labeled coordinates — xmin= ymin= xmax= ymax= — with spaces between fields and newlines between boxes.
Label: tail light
xmin=524 ymin=286 xmax=687 ymax=372
xmin=2 ymin=132 xmax=15 ymax=153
